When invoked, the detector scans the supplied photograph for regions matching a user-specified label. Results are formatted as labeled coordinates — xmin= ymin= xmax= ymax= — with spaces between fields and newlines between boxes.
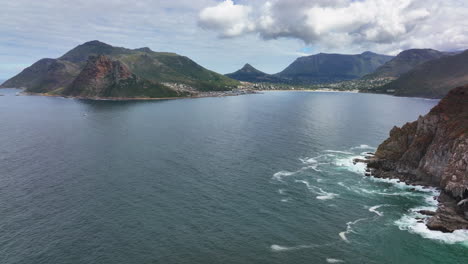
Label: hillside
xmin=226 ymin=64 xmax=284 ymax=83
xmin=1 ymin=41 xmax=240 ymax=98
xmin=373 ymin=50 xmax=468 ymax=98
xmin=276 ymin=51 xmax=393 ymax=84
xmin=365 ymin=49 xmax=446 ymax=78
xmin=367 ymin=85 xmax=468 ymax=232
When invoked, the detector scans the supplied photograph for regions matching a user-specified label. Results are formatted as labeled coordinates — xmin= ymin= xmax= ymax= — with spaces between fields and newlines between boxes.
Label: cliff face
xmin=65 ymin=55 xmax=133 ymax=97
xmin=368 ymin=85 xmax=468 ymax=232
xmin=63 ymin=55 xmax=178 ymax=98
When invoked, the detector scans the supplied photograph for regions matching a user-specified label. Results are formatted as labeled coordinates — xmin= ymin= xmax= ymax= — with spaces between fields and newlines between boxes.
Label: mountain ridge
xmin=276 ymin=51 xmax=393 ymax=84
xmin=374 ymin=49 xmax=468 ymax=98
xmin=1 ymin=40 xmax=240 ymax=98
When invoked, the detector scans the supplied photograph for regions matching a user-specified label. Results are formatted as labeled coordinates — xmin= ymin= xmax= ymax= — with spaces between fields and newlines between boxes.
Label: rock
xmin=418 ymin=210 xmax=436 ymax=216
xmin=368 ymin=85 xmax=468 ymax=231
xmin=353 ymin=158 xmax=369 ymax=164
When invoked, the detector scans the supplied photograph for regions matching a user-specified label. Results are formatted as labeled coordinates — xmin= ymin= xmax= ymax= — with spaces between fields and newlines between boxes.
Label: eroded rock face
xmin=368 ymin=85 xmax=468 ymax=231
xmin=65 ymin=55 xmax=134 ymax=97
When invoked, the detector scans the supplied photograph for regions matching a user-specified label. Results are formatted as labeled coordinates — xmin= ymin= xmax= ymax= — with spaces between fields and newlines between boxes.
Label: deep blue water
xmin=1 ymin=89 xmax=467 ymax=264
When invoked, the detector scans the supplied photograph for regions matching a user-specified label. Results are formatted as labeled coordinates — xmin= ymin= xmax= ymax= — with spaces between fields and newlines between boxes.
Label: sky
xmin=1 ymin=0 xmax=467 ymax=79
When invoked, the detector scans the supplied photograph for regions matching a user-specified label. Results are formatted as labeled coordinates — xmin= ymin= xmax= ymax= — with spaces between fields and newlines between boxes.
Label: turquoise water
xmin=0 ymin=89 xmax=466 ymax=264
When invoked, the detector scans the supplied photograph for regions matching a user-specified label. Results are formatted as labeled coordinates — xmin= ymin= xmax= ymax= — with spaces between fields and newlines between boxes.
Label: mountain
xmin=366 ymin=85 xmax=468 ymax=232
xmin=276 ymin=51 xmax=393 ymax=84
xmin=1 ymin=40 xmax=239 ymax=98
xmin=365 ymin=49 xmax=446 ymax=78
xmin=226 ymin=64 xmax=284 ymax=83
xmin=375 ymin=50 xmax=468 ymax=98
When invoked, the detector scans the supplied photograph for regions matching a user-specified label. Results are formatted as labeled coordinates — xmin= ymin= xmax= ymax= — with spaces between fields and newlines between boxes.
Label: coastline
xmin=259 ymin=89 xmax=359 ymax=93
xmin=14 ymin=90 xmax=258 ymax=101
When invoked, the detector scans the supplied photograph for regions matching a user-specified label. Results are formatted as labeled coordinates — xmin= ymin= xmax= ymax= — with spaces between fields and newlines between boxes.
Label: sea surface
xmin=0 ymin=89 xmax=467 ymax=264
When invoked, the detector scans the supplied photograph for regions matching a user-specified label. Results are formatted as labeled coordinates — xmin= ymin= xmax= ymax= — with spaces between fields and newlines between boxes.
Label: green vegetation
xmin=1 ymin=40 xmax=240 ymax=98
xmin=276 ymin=51 xmax=393 ymax=84
xmin=370 ymin=50 xmax=468 ymax=98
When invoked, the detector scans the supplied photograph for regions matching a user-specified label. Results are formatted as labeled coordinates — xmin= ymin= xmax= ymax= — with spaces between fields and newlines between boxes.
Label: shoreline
xmin=259 ymin=89 xmax=359 ymax=93
xmin=15 ymin=90 xmax=258 ymax=101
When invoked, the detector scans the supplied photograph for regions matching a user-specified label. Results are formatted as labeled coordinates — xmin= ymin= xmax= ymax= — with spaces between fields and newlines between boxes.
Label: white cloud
xmin=198 ymin=0 xmax=468 ymax=54
xmin=198 ymin=0 xmax=254 ymax=37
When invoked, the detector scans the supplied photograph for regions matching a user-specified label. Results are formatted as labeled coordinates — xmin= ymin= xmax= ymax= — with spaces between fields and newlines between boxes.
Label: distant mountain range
xmin=1 ymin=41 xmax=239 ymax=98
xmin=276 ymin=51 xmax=393 ymax=84
xmin=2 ymin=41 xmax=467 ymax=99
xmin=365 ymin=49 xmax=447 ymax=78
xmin=374 ymin=50 xmax=468 ymax=98
xmin=226 ymin=52 xmax=393 ymax=84
xmin=226 ymin=48 xmax=468 ymax=98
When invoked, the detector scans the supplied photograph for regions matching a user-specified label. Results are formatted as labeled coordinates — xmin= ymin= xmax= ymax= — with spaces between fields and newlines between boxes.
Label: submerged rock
xmin=368 ymin=85 xmax=468 ymax=232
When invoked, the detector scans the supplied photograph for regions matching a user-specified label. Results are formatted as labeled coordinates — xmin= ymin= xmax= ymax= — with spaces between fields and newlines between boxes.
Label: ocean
xmin=0 ymin=89 xmax=466 ymax=264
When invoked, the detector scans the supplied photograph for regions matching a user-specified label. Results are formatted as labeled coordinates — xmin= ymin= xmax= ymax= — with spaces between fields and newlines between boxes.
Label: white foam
xmin=368 ymin=205 xmax=388 ymax=216
xmin=278 ymin=189 xmax=286 ymax=195
xmin=295 ymin=179 xmax=312 ymax=189
xmin=339 ymin=232 xmax=349 ymax=243
xmin=270 ymin=244 xmax=319 ymax=252
xmin=317 ymin=193 xmax=338 ymax=200
xmin=326 ymin=258 xmax=345 ymax=263
xmin=295 ymin=180 xmax=338 ymax=200
xmin=351 ymin=144 xmax=375 ymax=150
xmin=325 ymin=150 xmax=354 ymax=155
xmin=272 ymin=170 xmax=296 ymax=181
xmin=339 ymin=218 xmax=368 ymax=243
xmin=334 ymin=156 xmax=366 ymax=174
xmin=366 ymin=177 xmax=440 ymax=196
xmin=300 ymin=157 xmax=318 ymax=164
xmin=281 ymin=198 xmax=289 ymax=203
xmin=395 ymin=215 xmax=468 ymax=245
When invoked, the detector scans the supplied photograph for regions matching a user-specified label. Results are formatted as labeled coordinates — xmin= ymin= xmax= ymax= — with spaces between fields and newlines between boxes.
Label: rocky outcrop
xmin=367 ymin=85 xmax=468 ymax=232
xmin=64 ymin=55 xmax=133 ymax=97
xmin=63 ymin=55 xmax=178 ymax=98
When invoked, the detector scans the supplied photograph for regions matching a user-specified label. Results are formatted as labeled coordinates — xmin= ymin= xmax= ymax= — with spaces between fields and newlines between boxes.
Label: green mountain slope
xmin=365 ymin=49 xmax=446 ymax=78
xmin=1 ymin=40 xmax=239 ymax=97
xmin=373 ymin=50 xmax=468 ymax=98
xmin=226 ymin=64 xmax=284 ymax=83
xmin=276 ymin=51 xmax=393 ymax=84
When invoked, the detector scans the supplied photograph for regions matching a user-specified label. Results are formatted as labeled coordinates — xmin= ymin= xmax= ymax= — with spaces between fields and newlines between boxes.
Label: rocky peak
xmin=240 ymin=63 xmax=260 ymax=73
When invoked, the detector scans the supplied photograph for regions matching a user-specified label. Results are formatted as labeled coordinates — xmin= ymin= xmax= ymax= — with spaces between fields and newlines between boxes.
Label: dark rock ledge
xmin=357 ymin=85 xmax=468 ymax=232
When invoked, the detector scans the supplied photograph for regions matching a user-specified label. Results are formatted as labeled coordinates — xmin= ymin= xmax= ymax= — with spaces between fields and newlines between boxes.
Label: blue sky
xmin=1 ymin=0 xmax=467 ymax=80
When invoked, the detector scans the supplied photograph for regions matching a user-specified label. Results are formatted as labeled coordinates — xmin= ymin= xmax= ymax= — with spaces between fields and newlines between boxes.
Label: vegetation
xmin=1 ymin=40 xmax=240 ymax=98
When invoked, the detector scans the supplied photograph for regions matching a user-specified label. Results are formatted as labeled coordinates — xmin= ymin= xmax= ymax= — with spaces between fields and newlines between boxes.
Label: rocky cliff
xmin=63 ymin=55 xmax=178 ymax=98
xmin=367 ymin=85 xmax=468 ymax=232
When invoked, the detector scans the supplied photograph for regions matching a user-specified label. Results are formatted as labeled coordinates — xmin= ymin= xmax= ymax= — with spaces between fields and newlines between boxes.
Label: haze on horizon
xmin=1 ymin=0 xmax=467 ymax=79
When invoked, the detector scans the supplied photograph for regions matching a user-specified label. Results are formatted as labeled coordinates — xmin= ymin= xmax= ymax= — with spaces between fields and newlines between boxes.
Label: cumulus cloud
xmin=198 ymin=0 xmax=254 ymax=37
xmin=198 ymin=0 xmax=468 ymax=53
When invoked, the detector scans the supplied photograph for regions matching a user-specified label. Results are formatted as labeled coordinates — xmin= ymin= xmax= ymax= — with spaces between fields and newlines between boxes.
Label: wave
xmin=270 ymin=243 xmax=320 ymax=252
xmin=326 ymin=259 xmax=345 ymax=263
xmin=333 ymin=156 xmax=367 ymax=174
xmin=339 ymin=218 xmax=368 ymax=243
xmin=299 ymin=157 xmax=318 ymax=164
xmin=351 ymin=144 xmax=375 ymax=150
xmin=272 ymin=170 xmax=297 ymax=181
xmin=295 ymin=180 xmax=338 ymax=200
xmin=395 ymin=214 xmax=468 ymax=245
xmin=325 ymin=150 xmax=354 ymax=155
xmin=368 ymin=204 xmax=389 ymax=216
